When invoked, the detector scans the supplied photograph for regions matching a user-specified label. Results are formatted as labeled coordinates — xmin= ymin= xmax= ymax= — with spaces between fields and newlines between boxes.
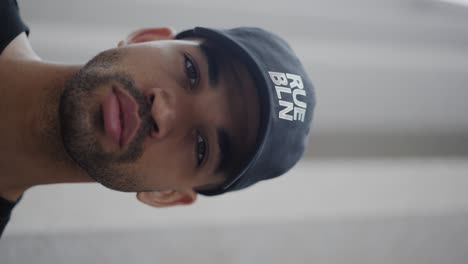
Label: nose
xmin=147 ymin=88 xmax=176 ymax=139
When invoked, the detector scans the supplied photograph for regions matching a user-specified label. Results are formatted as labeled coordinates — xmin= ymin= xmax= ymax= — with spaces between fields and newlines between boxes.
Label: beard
xmin=59 ymin=49 xmax=153 ymax=192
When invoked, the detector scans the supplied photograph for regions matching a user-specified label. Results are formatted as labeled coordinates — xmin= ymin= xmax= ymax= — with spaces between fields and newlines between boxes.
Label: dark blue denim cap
xmin=176 ymin=27 xmax=316 ymax=196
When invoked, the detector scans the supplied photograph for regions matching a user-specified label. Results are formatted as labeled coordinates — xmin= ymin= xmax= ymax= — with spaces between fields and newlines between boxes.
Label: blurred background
xmin=1 ymin=0 xmax=467 ymax=263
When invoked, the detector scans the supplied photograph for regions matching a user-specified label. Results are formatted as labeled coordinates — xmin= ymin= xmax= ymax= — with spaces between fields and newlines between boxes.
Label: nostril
xmin=153 ymin=120 xmax=159 ymax=133
xmin=149 ymin=95 xmax=155 ymax=104
xmin=149 ymin=120 xmax=160 ymax=138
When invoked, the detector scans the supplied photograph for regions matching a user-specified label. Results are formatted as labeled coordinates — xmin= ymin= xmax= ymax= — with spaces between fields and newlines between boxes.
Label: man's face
xmin=59 ymin=37 xmax=260 ymax=194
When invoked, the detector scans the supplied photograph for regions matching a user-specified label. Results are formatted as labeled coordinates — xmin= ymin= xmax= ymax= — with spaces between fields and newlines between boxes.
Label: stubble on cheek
xmin=59 ymin=46 xmax=172 ymax=192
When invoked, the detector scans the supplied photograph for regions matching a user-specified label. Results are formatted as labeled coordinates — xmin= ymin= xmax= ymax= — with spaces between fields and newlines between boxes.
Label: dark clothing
xmin=0 ymin=0 xmax=29 ymax=54
xmin=1 ymin=0 xmax=30 ymax=238
xmin=0 ymin=197 xmax=21 ymax=237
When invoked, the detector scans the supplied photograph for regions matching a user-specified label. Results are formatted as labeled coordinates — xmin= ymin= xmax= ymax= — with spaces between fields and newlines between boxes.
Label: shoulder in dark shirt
xmin=0 ymin=196 xmax=22 ymax=238
xmin=0 ymin=0 xmax=30 ymax=54
xmin=0 ymin=0 xmax=30 ymax=238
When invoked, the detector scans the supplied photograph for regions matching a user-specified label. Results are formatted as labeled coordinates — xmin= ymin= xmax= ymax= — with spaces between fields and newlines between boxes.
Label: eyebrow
xmin=199 ymin=41 xmax=220 ymax=86
xmin=215 ymin=128 xmax=232 ymax=176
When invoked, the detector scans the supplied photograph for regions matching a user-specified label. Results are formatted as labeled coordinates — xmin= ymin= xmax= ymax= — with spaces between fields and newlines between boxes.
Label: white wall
xmin=5 ymin=158 xmax=468 ymax=235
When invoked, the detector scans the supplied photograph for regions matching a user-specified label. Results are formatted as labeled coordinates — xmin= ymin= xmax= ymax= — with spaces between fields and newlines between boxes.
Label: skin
xmin=0 ymin=27 xmax=260 ymax=207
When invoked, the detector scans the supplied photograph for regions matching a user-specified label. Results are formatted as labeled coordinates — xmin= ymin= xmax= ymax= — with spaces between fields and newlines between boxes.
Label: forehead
xmin=222 ymin=61 xmax=260 ymax=176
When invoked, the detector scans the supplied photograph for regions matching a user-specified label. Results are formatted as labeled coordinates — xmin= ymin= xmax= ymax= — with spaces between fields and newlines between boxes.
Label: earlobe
xmin=117 ymin=27 xmax=177 ymax=47
xmin=136 ymin=189 xmax=197 ymax=208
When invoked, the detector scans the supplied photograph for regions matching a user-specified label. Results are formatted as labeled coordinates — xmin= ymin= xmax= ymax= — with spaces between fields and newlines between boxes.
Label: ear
xmin=117 ymin=27 xmax=177 ymax=47
xmin=136 ymin=189 xmax=197 ymax=208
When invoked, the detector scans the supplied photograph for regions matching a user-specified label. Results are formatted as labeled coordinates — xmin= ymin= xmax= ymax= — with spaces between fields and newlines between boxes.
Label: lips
xmin=102 ymin=86 xmax=139 ymax=147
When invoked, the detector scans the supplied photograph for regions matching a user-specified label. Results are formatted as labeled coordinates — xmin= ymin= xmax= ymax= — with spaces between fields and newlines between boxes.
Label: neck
xmin=0 ymin=59 xmax=94 ymax=201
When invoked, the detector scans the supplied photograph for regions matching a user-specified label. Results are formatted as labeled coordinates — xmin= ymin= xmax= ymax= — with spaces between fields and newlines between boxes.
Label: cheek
xmin=118 ymin=48 xmax=175 ymax=89
xmin=133 ymin=140 xmax=195 ymax=188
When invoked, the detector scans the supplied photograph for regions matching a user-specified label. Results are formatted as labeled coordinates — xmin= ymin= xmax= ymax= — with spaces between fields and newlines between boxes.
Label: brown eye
xmin=184 ymin=54 xmax=200 ymax=88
